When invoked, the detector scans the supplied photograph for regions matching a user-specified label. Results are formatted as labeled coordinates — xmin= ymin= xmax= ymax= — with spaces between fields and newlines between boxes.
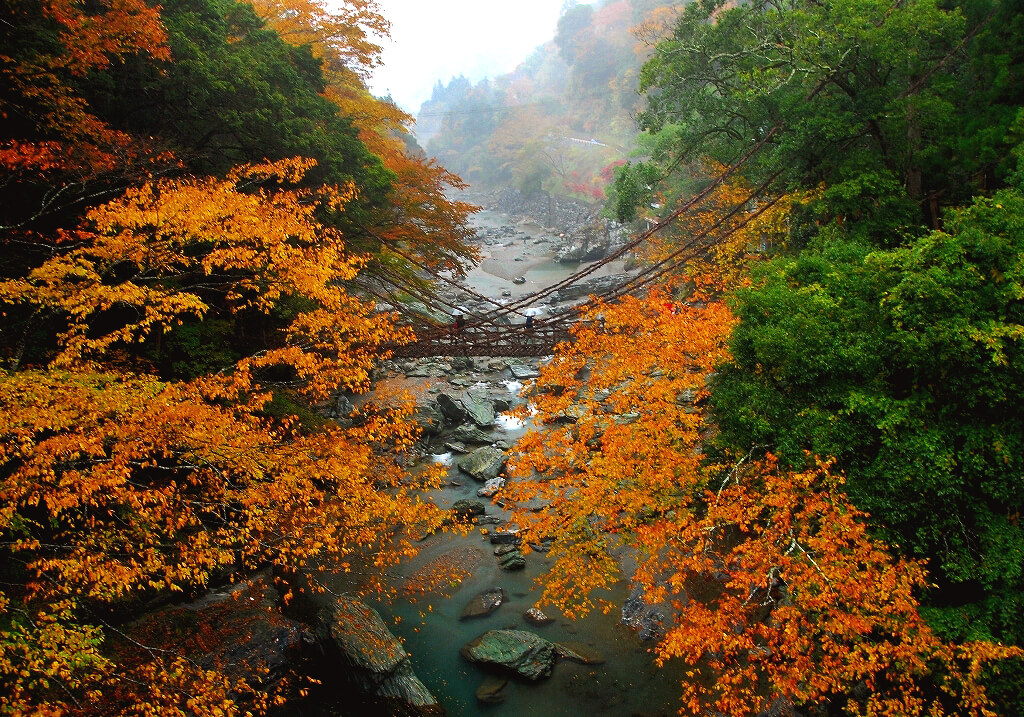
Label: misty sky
xmin=369 ymin=0 xmax=590 ymax=113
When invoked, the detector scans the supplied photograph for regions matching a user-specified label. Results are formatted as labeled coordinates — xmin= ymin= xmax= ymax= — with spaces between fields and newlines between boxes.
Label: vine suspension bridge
xmin=373 ymin=130 xmax=786 ymax=358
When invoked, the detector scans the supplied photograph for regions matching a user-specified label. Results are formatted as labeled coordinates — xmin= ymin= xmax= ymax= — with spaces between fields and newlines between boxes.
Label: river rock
xmin=512 ymin=276 xmax=526 ymax=285
xmin=443 ymin=441 xmax=469 ymax=454
xmin=506 ymin=361 xmax=541 ymax=380
xmin=460 ymin=587 xmax=506 ymax=620
xmin=451 ymin=499 xmax=486 ymax=521
xmin=477 ymin=477 xmax=505 ymax=497
xmin=499 ymin=551 xmax=526 ymax=571
xmin=436 ymin=393 xmax=467 ymax=424
xmin=621 ymin=586 xmax=666 ymax=641
xmin=447 ymin=424 xmax=495 ymax=445
xmin=489 ymin=525 xmax=521 ymax=545
xmin=475 ymin=675 xmax=509 ymax=703
xmin=493 ymin=544 xmax=518 ymax=556
xmin=413 ymin=404 xmax=445 ymax=438
xmin=524 ymin=607 xmax=554 ymax=626
xmin=332 ymin=393 xmax=355 ymax=418
xmin=462 ymin=390 xmax=495 ymax=427
xmin=555 ymin=642 xmax=606 ymax=665
xmin=460 ymin=629 xmax=555 ymax=681
xmin=458 ymin=446 xmax=506 ymax=482
xmin=311 ymin=596 xmax=440 ymax=711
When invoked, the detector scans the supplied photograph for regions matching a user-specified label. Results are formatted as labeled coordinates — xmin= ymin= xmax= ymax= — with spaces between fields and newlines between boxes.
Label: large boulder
xmin=436 ymin=393 xmax=466 ymax=424
xmin=310 ymin=597 xmax=441 ymax=712
xmin=462 ymin=390 xmax=495 ymax=427
xmin=460 ymin=629 xmax=555 ymax=681
xmin=457 ymin=446 xmax=506 ymax=482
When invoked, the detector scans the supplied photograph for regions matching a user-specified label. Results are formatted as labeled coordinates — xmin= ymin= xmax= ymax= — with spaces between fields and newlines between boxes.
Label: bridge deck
xmin=385 ymin=324 xmax=574 ymax=358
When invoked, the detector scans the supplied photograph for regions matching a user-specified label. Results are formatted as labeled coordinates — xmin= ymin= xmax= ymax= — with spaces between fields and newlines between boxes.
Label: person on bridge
xmin=450 ymin=315 xmax=465 ymax=345
xmin=525 ymin=314 xmax=534 ymax=330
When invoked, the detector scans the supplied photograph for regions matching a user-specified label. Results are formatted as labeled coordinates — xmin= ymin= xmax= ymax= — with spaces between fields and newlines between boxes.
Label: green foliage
xmin=623 ymin=0 xmax=1024 ymax=230
xmin=711 ymin=188 xmax=1024 ymax=644
xmin=84 ymin=0 xmax=392 ymax=208
xmin=555 ymin=3 xmax=595 ymax=64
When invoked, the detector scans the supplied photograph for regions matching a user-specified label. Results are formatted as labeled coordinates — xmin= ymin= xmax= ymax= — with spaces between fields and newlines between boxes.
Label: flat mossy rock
xmin=457 ymin=446 xmax=506 ymax=482
xmin=498 ymin=550 xmax=526 ymax=571
xmin=451 ymin=499 xmax=486 ymax=521
xmin=460 ymin=629 xmax=555 ymax=681
xmin=462 ymin=389 xmax=495 ymax=427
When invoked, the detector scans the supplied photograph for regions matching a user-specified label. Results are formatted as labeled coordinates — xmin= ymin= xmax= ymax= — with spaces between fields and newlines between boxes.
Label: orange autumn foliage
xmin=0 ymin=158 xmax=449 ymax=714
xmin=0 ymin=0 xmax=169 ymax=179
xmin=635 ymin=161 xmax=816 ymax=291
xmin=250 ymin=0 xmax=479 ymax=276
xmin=504 ymin=282 xmax=1018 ymax=715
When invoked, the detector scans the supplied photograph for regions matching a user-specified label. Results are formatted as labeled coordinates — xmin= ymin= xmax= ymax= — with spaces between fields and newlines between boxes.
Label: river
xmin=330 ymin=207 xmax=688 ymax=716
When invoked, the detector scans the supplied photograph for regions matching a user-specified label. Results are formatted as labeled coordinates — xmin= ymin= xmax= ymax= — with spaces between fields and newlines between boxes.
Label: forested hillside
xmin=420 ymin=0 xmax=679 ymax=204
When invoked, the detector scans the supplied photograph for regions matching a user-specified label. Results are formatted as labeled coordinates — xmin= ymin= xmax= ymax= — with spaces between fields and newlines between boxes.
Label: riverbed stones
xmin=488 ymin=525 xmax=521 ymax=545
xmin=477 ymin=477 xmax=504 ymax=497
xmin=460 ymin=629 xmax=555 ymax=681
xmin=475 ymin=675 xmax=509 ymax=704
xmin=447 ymin=424 xmax=495 ymax=445
xmin=493 ymin=544 xmax=518 ymax=556
xmin=460 ymin=587 xmax=506 ymax=620
xmin=462 ymin=389 xmax=495 ymax=427
xmin=499 ymin=550 xmax=526 ymax=571
xmin=524 ymin=607 xmax=554 ymax=626
xmin=451 ymin=499 xmax=486 ymax=521
xmin=506 ymin=361 xmax=541 ymax=380
xmin=621 ymin=586 xmax=666 ymax=641
xmin=436 ymin=393 xmax=467 ymax=424
xmin=457 ymin=446 xmax=506 ymax=482
xmin=413 ymin=404 xmax=444 ymax=438
xmin=443 ymin=441 xmax=469 ymax=454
